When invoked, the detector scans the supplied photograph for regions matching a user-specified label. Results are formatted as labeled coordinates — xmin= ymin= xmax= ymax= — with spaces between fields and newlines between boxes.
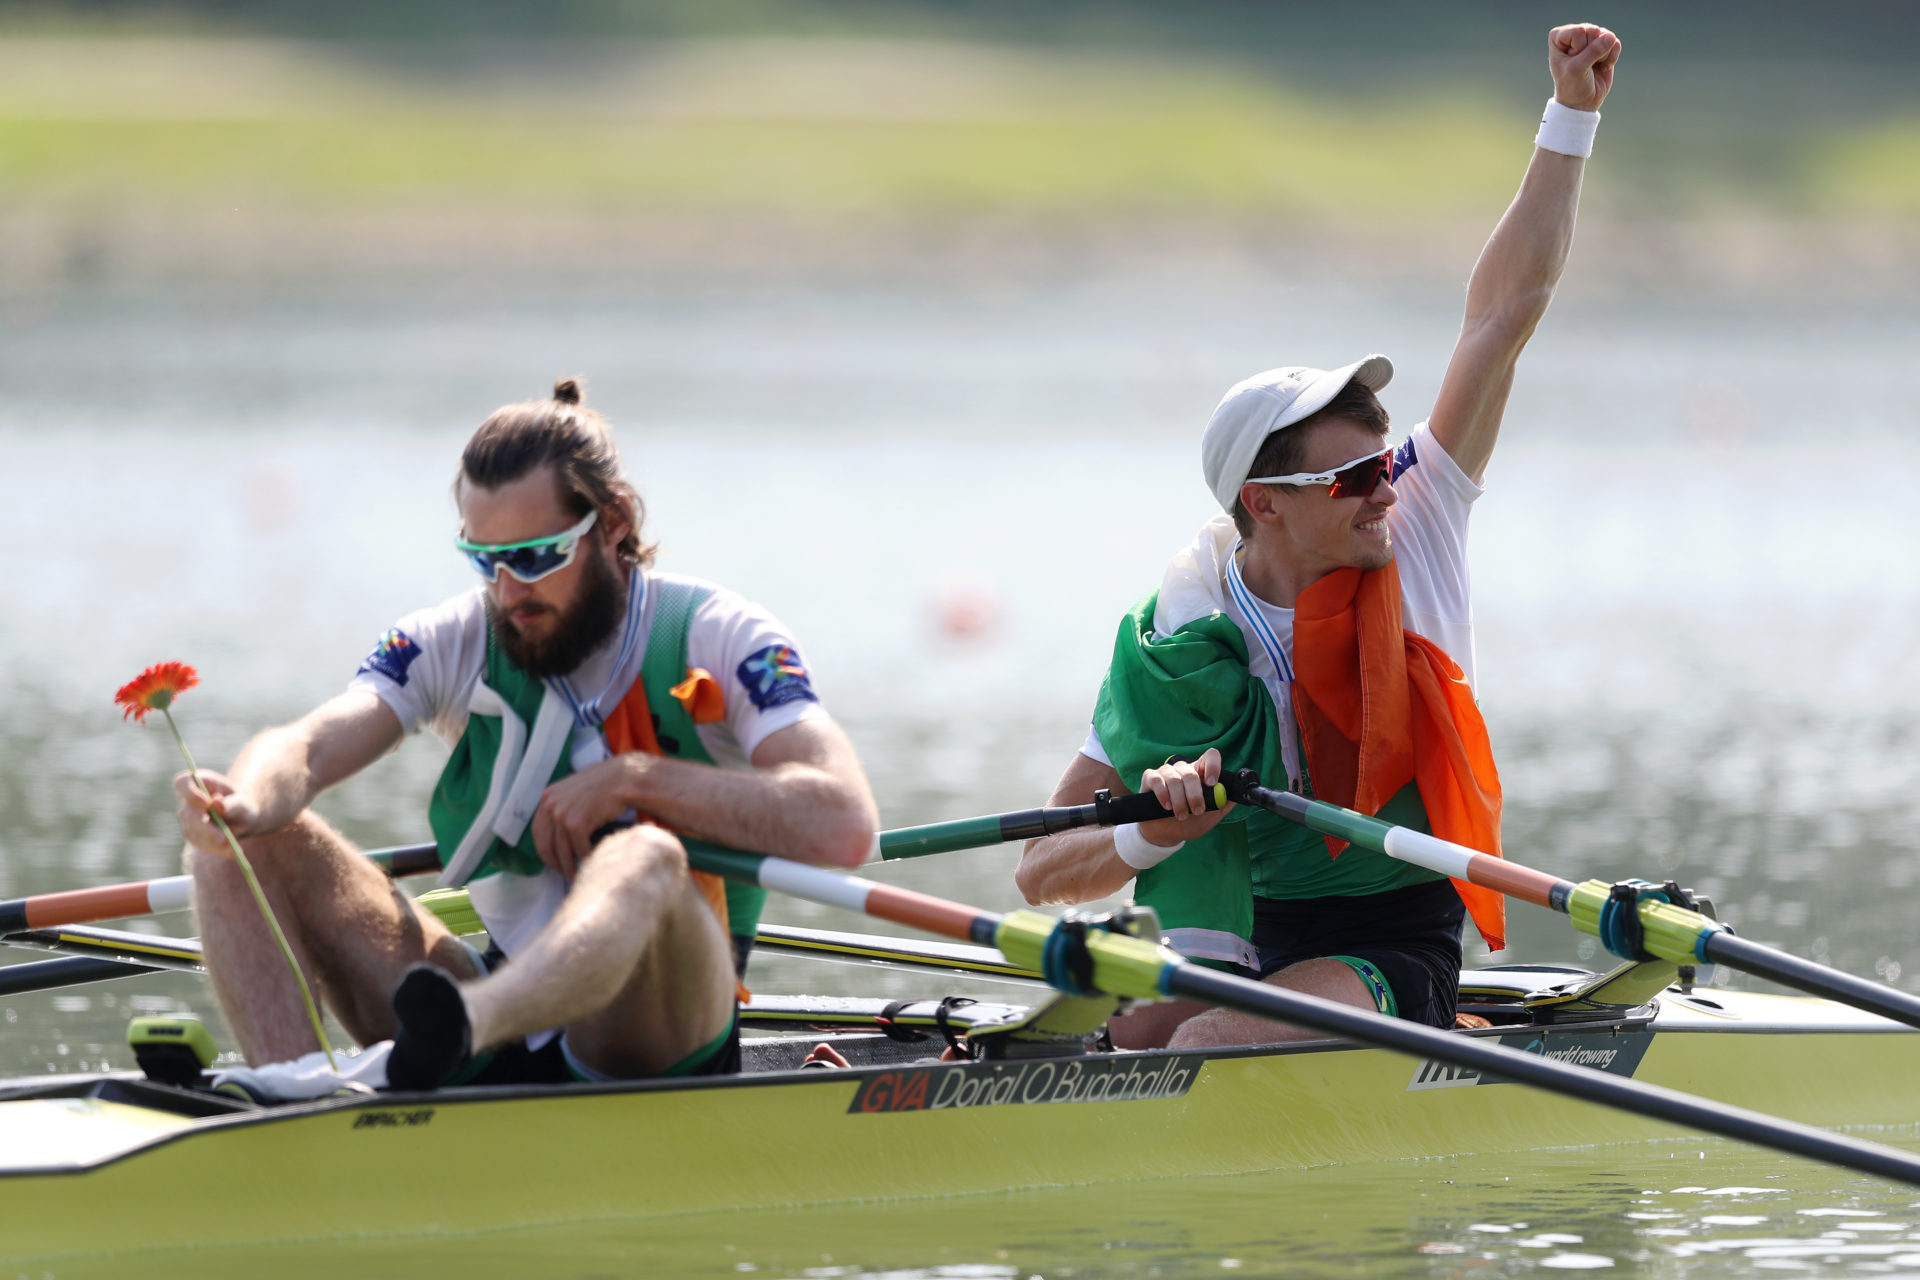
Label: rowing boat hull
xmin=2 ymin=989 xmax=1916 ymax=1262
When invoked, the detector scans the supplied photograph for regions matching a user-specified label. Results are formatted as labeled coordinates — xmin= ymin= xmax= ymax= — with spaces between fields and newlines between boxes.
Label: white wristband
xmin=1113 ymin=821 xmax=1183 ymax=871
xmin=1535 ymin=98 xmax=1600 ymax=158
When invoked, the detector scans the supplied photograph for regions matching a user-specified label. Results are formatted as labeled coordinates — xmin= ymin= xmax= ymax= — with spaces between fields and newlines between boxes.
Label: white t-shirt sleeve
xmin=1387 ymin=420 xmax=1484 ymax=683
xmin=1079 ymin=724 xmax=1113 ymax=767
xmin=345 ymin=589 xmax=489 ymax=746
xmin=685 ymin=586 xmax=831 ymax=765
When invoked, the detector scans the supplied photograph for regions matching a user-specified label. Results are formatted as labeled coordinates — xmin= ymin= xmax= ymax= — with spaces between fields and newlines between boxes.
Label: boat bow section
xmin=0 ymin=1096 xmax=201 ymax=1174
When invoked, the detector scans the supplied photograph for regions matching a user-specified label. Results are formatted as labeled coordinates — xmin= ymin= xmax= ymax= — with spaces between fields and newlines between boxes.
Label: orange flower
xmin=114 ymin=662 xmax=200 ymax=724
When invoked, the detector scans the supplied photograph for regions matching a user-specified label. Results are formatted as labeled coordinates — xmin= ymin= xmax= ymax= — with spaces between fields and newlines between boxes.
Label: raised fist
xmin=1548 ymin=23 xmax=1621 ymax=113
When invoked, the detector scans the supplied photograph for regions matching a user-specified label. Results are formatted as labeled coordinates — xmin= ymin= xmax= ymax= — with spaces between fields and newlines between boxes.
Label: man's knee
xmin=587 ymin=825 xmax=688 ymax=885
xmin=184 ymin=811 xmax=344 ymax=883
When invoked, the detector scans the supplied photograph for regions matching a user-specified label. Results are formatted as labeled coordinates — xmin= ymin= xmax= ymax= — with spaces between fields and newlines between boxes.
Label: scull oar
xmin=0 ymin=843 xmax=444 ymax=935
xmin=0 ymin=879 xmax=193 ymax=935
xmin=686 ymin=837 xmax=1920 ymax=1187
xmin=0 ymin=924 xmax=206 ymax=995
xmin=1 ymin=923 xmax=203 ymax=972
xmin=0 ymin=787 xmax=1217 ymax=934
xmin=0 ymin=916 xmax=1043 ymax=996
xmin=753 ymin=922 xmax=1039 ymax=980
xmin=877 ymin=785 xmax=1223 ymax=859
xmin=1222 ymin=771 xmax=1920 ymax=1033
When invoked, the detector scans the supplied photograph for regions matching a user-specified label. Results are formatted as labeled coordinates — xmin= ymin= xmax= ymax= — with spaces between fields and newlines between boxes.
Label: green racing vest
xmin=1092 ymin=590 xmax=1442 ymax=971
xmin=427 ymin=579 xmax=769 ymax=940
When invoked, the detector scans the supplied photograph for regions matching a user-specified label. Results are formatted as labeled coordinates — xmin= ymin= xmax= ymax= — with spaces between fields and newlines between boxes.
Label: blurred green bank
xmin=2 ymin=32 xmax=1917 ymax=223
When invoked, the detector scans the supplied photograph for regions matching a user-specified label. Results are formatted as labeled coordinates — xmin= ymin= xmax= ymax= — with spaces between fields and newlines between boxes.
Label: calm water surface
xmin=16 ymin=1141 xmax=1920 ymax=1278
xmin=1 ymin=269 xmax=1917 ymax=1274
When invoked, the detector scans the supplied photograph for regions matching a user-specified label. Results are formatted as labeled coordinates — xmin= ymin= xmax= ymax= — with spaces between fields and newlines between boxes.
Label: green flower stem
xmin=163 ymin=707 xmax=338 ymax=1072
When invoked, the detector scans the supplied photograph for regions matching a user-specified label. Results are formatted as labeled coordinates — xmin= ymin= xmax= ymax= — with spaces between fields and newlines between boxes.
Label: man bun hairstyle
xmin=460 ymin=377 xmax=656 ymax=567
xmin=1230 ymin=380 xmax=1391 ymax=538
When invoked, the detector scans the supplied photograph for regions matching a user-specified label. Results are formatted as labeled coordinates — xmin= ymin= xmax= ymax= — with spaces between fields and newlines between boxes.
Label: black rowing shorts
xmin=1251 ymin=879 xmax=1466 ymax=1029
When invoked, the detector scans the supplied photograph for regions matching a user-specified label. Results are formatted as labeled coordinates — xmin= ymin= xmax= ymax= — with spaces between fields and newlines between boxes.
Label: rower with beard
xmin=176 ymin=379 xmax=878 ymax=1089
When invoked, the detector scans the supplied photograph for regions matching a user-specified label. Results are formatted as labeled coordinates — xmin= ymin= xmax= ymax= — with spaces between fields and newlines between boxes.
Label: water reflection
xmin=10 ymin=1137 xmax=1919 ymax=1278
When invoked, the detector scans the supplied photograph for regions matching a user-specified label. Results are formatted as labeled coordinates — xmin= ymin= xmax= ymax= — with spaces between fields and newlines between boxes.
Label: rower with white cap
xmin=1016 ymin=22 xmax=1622 ymax=1050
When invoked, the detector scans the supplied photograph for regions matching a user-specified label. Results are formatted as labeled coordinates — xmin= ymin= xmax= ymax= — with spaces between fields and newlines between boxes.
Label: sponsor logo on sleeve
xmin=1390 ymin=435 xmax=1418 ymax=482
xmin=357 ymin=628 xmax=421 ymax=687
xmin=848 ymin=1054 xmax=1205 ymax=1114
xmin=735 ymin=643 xmax=818 ymax=711
xmin=1406 ymin=1029 xmax=1652 ymax=1091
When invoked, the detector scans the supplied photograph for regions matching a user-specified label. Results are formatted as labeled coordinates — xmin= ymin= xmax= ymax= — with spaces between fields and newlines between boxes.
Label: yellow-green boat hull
xmin=1 ymin=990 xmax=1916 ymax=1263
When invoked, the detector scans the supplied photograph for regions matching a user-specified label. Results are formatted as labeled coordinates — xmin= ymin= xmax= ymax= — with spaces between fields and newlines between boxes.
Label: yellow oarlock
xmin=993 ymin=908 xmax=1183 ymax=1003
xmin=1565 ymin=879 xmax=1719 ymax=965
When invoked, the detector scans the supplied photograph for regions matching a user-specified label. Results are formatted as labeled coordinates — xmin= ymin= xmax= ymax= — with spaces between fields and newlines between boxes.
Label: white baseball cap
xmin=1200 ymin=355 xmax=1394 ymax=510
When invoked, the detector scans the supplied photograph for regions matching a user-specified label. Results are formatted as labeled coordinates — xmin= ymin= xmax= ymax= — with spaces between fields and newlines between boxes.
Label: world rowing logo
xmin=357 ymin=628 xmax=421 ymax=688
xmin=736 ymin=643 xmax=817 ymax=711
xmin=1406 ymin=1030 xmax=1652 ymax=1091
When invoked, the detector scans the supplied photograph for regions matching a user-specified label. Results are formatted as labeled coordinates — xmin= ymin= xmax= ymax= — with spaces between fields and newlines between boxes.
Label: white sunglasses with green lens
xmin=455 ymin=510 xmax=599 ymax=583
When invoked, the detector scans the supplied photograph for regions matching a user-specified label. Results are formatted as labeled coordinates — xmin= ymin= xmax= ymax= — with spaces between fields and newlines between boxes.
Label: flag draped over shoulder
xmin=1092 ymin=597 xmax=1284 ymax=794
xmin=1291 ymin=565 xmax=1507 ymax=951
xmin=1094 ymin=515 xmax=1285 ymax=793
xmin=1091 ymin=592 xmax=1275 ymax=964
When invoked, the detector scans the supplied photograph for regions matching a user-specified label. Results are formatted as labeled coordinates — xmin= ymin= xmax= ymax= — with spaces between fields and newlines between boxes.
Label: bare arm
xmin=1014 ymin=749 xmax=1232 ymax=906
xmin=1015 ymin=754 xmax=1137 ymax=905
xmin=173 ymin=690 xmax=404 ymax=855
xmin=1429 ymin=23 xmax=1620 ymax=483
xmin=532 ymin=716 xmax=879 ymax=878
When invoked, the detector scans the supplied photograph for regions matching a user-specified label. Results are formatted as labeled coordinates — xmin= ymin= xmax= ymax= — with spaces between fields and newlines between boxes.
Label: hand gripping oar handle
xmin=1 ymin=780 xmax=1219 ymax=934
xmin=688 ymin=838 xmax=1920 ymax=1188
xmin=879 ymin=782 xmax=1226 ymax=860
xmin=1221 ymin=769 xmax=1920 ymax=1033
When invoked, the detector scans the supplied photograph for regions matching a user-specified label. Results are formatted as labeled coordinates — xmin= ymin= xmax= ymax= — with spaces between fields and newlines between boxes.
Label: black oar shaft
xmin=1706 ymin=933 xmax=1920 ymax=1029
xmin=363 ymin=843 xmax=442 ymax=877
xmin=0 ymin=955 xmax=157 ymax=996
xmin=1167 ymin=965 xmax=1920 ymax=1187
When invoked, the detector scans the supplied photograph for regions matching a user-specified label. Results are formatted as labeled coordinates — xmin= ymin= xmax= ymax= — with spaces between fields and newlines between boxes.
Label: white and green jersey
xmin=350 ymin=567 xmax=832 ymax=955
xmin=1086 ymin=422 xmax=1483 ymax=967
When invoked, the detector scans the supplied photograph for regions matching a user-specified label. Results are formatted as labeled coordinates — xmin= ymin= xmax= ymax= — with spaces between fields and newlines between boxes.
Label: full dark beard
xmin=488 ymin=548 xmax=627 ymax=680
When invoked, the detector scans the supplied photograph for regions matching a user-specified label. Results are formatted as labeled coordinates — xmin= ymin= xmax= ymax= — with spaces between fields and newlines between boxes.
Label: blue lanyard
xmin=550 ymin=568 xmax=646 ymax=729
xmin=1223 ymin=539 xmax=1293 ymax=684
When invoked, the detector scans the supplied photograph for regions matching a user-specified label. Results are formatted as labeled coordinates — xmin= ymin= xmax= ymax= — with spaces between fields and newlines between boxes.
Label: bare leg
xmin=1108 ymin=998 xmax=1212 ymax=1050
xmin=189 ymin=811 xmax=477 ymax=1064
xmin=461 ymin=826 xmax=735 ymax=1077
xmin=1166 ymin=958 xmax=1377 ymax=1050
